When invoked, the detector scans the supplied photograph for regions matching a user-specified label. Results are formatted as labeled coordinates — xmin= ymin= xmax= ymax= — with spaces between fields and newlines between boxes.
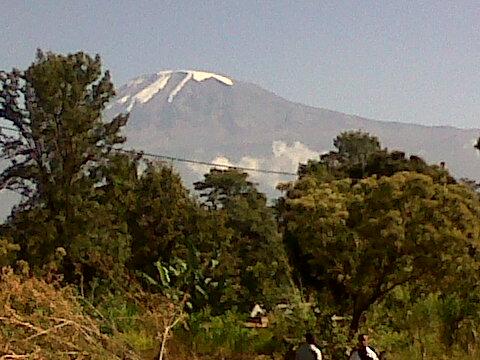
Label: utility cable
xmin=0 ymin=125 xmax=298 ymax=176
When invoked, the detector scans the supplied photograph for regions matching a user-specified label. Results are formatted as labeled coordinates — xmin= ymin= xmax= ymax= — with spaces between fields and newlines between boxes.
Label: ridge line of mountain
xmin=117 ymin=71 xmax=479 ymax=132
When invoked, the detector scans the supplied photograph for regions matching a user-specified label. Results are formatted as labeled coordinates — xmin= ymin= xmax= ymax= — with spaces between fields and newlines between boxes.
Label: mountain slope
xmin=109 ymin=70 xmax=480 ymax=191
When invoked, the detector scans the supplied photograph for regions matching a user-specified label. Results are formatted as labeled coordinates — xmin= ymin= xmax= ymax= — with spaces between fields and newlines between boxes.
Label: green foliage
xmin=101 ymin=161 xmax=234 ymax=312
xmin=332 ymin=130 xmax=381 ymax=163
xmin=364 ymin=286 xmax=480 ymax=359
xmin=194 ymin=169 xmax=295 ymax=312
xmin=282 ymin=171 xmax=480 ymax=332
xmin=96 ymin=157 xmax=238 ymax=315
xmin=124 ymin=162 xmax=195 ymax=276
xmin=0 ymin=50 xmax=127 ymax=209
xmin=268 ymin=299 xmax=318 ymax=347
xmin=298 ymin=130 xmax=380 ymax=178
xmin=184 ymin=310 xmax=254 ymax=356
xmin=194 ymin=168 xmax=255 ymax=210
xmin=0 ymin=51 xmax=129 ymax=280
xmin=177 ymin=297 xmax=320 ymax=359
xmin=180 ymin=308 xmax=295 ymax=358
xmin=298 ymin=130 xmax=453 ymax=184
xmin=3 ymin=189 xmax=131 ymax=281
xmin=0 ymin=237 xmax=19 ymax=266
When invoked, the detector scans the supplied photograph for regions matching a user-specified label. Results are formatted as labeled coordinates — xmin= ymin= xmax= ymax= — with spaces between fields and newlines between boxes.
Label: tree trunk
xmin=350 ymin=308 xmax=363 ymax=336
xmin=350 ymin=299 xmax=370 ymax=336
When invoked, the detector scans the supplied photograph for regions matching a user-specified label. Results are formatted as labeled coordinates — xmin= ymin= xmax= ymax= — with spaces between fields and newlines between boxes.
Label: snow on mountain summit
xmin=119 ymin=70 xmax=234 ymax=111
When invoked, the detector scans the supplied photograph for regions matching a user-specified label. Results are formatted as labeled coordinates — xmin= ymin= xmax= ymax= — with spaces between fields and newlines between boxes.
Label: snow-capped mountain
xmin=108 ymin=69 xmax=480 ymax=195
xmin=111 ymin=70 xmax=234 ymax=112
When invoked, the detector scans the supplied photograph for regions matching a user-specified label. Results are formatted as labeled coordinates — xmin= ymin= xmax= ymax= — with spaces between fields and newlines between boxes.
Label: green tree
xmin=126 ymin=162 xmax=195 ymax=277
xmin=97 ymin=157 xmax=236 ymax=312
xmin=298 ymin=131 xmax=380 ymax=178
xmin=195 ymin=169 xmax=294 ymax=312
xmin=282 ymin=171 xmax=480 ymax=333
xmin=149 ymin=208 xmax=239 ymax=312
xmin=366 ymin=283 xmax=480 ymax=358
xmin=194 ymin=168 xmax=254 ymax=210
xmin=0 ymin=51 xmax=129 ymax=277
xmin=332 ymin=130 xmax=381 ymax=163
xmin=298 ymin=131 xmax=453 ymax=183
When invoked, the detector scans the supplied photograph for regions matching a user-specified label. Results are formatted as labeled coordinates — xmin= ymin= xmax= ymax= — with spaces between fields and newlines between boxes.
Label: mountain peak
xmin=120 ymin=70 xmax=233 ymax=111
xmin=163 ymin=70 xmax=233 ymax=86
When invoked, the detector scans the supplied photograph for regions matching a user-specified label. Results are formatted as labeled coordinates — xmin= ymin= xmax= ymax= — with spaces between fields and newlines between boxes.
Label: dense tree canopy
xmin=0 ymin=51 xmax=129 ymax=278
xmin=331 ymin=130 xmax=381 ymax=163
xmin=194 ymin=168 xmax=255 ymax=210
xmin=195 ymin=169 xmax=294 ymax=311
xmin=0 ymin=50 xmax=127 ymax=207
xmin=297 ymin=130 xmax=453 ymax=183
xmin=278 ymin=131 xmax=480 ymax=336
xmin=282 ymin=171 xmax=480 ymax=332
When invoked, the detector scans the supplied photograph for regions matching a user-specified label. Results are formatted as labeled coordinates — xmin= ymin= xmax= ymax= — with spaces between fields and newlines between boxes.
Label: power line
xmin=0 ymin=125 xmax=298 ymax=176
xmin=117 ymin=149 xmax=297 ymax=176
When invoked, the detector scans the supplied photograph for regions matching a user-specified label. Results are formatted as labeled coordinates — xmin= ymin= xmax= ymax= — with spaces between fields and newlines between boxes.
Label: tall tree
xmin=127 ymin=162 xmax=195 ymax=276
xmin=297 ymin=131 xmax=453 ymax=183
xmin=298 ymin=131 xmax=380 ymax=177
xmin=194 ymin=168 xmax=254 ymax=210
xmin=195 ymin=169 xmax=294 ymax=311
xmin=282 ymin=171 xmax=480 ymax=333
xmin=332 ymin=130 xmax=381 ymax=163
xmin=0 ymin=51 xmax=129 ymax=275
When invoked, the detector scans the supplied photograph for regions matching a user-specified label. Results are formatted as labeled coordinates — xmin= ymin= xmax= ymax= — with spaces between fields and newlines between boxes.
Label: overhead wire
xmin=0 ymin=124 xmax=298 ymax=176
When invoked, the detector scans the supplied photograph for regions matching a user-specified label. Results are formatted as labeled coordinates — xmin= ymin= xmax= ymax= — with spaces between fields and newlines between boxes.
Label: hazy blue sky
xmin=1 ymin=1 xmax=478 ymax=128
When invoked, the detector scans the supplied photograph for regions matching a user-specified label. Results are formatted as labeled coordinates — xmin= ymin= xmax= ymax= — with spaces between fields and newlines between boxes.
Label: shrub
xmin=0 ymin=267 xmax=135 ymax=359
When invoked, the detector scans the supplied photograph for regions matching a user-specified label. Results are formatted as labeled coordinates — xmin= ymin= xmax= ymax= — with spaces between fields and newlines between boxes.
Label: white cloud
xmin=188 ymin=140 xmax=320 ymax=191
